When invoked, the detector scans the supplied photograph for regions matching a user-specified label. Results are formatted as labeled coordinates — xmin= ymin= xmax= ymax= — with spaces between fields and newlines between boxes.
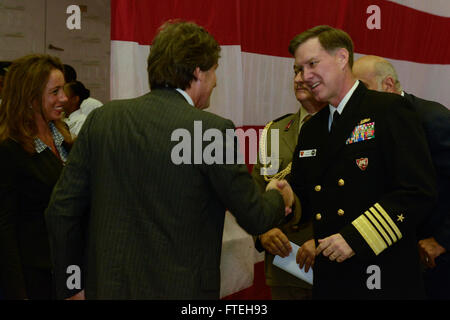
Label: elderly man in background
xmin=353 ymin=55 xmax=450 ymax=300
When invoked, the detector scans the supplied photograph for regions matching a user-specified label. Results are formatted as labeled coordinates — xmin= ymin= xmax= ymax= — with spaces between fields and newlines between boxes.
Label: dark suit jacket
xmin=403 ymin=93 xmax=450 ymax=251
xmin=290 ymin=83 xmax=437 ymax=299
xmin=0 ymin=138 xmax=67 ymax=299
xmin=45 ymin=88 xmax=286 ymax=300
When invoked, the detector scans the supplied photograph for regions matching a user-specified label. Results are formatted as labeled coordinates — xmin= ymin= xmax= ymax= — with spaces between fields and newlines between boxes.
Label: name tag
xmin=299 ymin=149 xmax=317 ymax=158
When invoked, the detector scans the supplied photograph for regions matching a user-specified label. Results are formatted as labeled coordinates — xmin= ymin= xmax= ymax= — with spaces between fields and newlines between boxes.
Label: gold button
xmin=314 ymin=185 xmax=322 ymax=192
xmin=315 ymin=213 xmax=322 ymax=221
xmin=338 ymin=179 xmax=345 ymax=187
xmin=337 ymin=209 xmax=345 ymax=216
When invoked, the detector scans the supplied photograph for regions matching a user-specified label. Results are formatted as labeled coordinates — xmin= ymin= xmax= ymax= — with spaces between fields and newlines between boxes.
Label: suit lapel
xmin=30 ymin=148 xmax=64 ymax=188
xmin=402 ymin=92 xmax=413 ymax=104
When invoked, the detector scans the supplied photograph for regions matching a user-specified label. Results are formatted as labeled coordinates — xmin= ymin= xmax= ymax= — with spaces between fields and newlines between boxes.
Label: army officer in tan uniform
xmin=252 ymin=65 xmax=326 ymax=300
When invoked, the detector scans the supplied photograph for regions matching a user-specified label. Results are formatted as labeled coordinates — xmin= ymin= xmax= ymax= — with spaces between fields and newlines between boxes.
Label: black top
xmin=0 ymin=138 xmax=68 ymax=299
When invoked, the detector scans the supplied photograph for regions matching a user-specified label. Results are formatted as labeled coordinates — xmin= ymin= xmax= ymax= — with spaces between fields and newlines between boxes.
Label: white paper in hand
xmin=273 ymin=241 xmax=313 ymax=285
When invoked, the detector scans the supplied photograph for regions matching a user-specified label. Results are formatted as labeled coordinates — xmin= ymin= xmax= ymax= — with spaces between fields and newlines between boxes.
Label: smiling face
xmin=293 ymin=67 xmax=314 ymax=103
xmin=36 ymin=69 xmax=67 ymax=121
xmin=294 ymin=37 xmax=348 ymax=106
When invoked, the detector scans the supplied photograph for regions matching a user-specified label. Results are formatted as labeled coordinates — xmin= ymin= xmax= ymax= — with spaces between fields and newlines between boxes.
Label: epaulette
xmin=272 ymin=113 xmax=293 ymax=123
xmin=260 ymin=116 xmax=293 ymax=182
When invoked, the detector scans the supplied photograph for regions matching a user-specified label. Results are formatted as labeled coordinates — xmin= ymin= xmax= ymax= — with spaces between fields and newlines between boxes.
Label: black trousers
xmin=424 ymin=253 xmax=450 ymax=300
xmin=23 ymin=267 xmax=53 ymax=300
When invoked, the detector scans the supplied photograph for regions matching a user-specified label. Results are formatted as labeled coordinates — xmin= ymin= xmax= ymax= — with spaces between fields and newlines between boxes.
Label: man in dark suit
xmin=289 ymin=25 xmax=437 ymax=299
xmin=45 ymin=21 xmax=293 ymax=300
xmin=353 ymin=55 xmax=450 ymax=299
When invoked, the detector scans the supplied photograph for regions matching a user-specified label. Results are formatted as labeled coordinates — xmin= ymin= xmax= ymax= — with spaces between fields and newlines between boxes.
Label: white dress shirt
xmin=328 ymin=80 xmax=359 ymax=131
xmin=64 ymin=97 xmax=103 ymax=138
xmin=176 ymin=88 xmax=194 ymax=107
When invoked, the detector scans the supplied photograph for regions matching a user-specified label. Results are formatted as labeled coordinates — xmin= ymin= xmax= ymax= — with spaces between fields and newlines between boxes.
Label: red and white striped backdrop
xmin=111 ymin=0 xmax=450 ymax=128
xmin=110 ymin=0 xmax=450 ymax=298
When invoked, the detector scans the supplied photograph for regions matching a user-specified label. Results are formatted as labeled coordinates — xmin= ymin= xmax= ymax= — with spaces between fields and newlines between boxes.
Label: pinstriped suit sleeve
xmin=199 ymin=119 xmax=286 ymax=235
xmin=45 ymin=109 xmax=97 ymax=299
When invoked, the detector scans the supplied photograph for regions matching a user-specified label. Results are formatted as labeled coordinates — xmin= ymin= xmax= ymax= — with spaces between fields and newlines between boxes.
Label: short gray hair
xmin=374 ymin=60 xmax=402 ymax=92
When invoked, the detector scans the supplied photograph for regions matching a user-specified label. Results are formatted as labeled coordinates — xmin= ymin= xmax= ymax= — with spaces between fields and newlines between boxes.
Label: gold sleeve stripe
xmin=365 ymin=210 xmax=393 ymax=246
xmin=374 ymin=203 xmax=402 ymax=240
xmin=369 ymin=207 xmax=397 ymax=244
xmin=352 ymin=215 xmax=387 ymax=256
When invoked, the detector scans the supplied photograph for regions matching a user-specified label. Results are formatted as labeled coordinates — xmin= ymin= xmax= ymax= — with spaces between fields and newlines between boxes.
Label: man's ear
xmin=193 ymin=66 xmax=203 ymax=82
xmin=336 ymin=48 xmax=349 ymax=69
xmin=381 ymin=76 xmax=396 ymax=93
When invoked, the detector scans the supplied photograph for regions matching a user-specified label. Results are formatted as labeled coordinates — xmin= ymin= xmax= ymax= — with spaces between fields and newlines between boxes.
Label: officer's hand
xmin=260 ymin=228 xmax=292 ymax=257
xmin=316 ymin=233 xmax=355 ymax=263
xmin=296 ymin=239 xmax=315 ymax=272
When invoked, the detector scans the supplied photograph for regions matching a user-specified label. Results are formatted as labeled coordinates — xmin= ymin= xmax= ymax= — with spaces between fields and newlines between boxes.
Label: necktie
xmin=330 ymin=111 xmax=340 ymax=133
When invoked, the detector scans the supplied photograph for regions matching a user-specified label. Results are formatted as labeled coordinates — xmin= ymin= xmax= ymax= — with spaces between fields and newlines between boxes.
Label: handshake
xmin=266 ymin=179 xmax=295 ymax=216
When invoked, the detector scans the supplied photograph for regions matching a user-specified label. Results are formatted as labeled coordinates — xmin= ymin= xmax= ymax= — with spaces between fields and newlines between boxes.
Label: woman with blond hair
xmin=0 ymin=54 xmax=73 ymax=299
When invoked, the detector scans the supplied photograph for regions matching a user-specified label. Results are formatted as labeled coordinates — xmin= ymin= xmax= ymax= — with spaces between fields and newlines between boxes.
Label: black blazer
xmin=0 ymin=138 xmax=68 ymax=299
xmin=403 ymin=93 xmax=450 ymax=250
xmin=290 ymin=83 xmax=437 ymax=299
